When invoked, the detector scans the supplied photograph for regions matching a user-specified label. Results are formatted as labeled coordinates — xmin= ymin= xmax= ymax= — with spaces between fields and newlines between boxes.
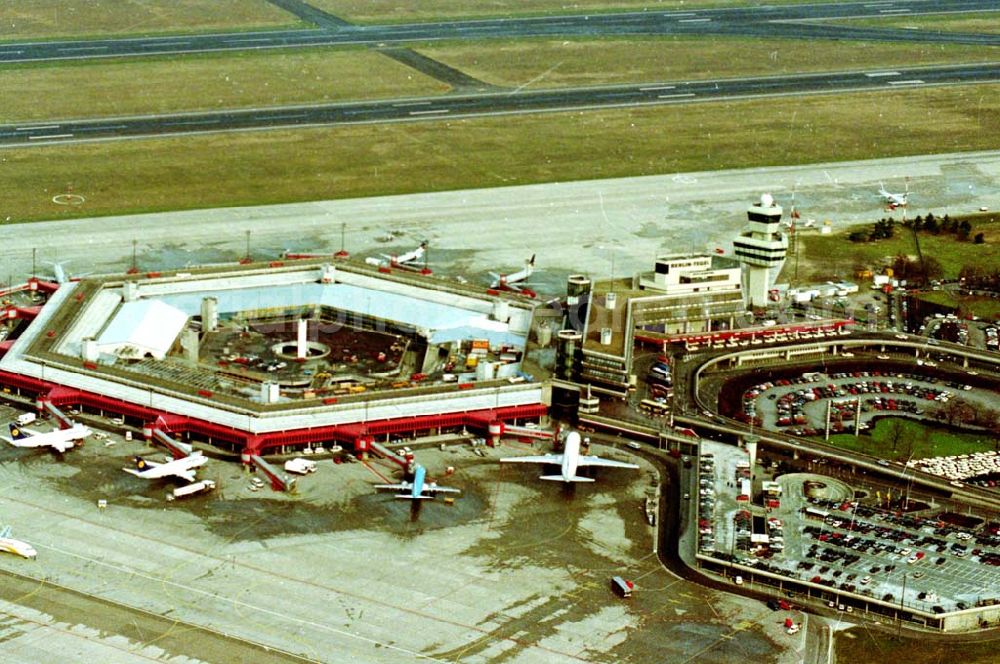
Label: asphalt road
xmin=0 ymin=0 xmax=996 ymax=64
xmin=4 ymin=62 xmax=998 ymax=146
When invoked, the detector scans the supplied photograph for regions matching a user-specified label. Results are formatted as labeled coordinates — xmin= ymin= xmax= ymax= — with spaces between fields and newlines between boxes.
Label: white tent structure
xmin=97 ymin=300 xmax=189 ymax=360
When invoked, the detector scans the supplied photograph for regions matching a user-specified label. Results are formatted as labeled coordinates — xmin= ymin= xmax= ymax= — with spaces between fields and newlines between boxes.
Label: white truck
xmin=167 ymin=480 xmax=215 ymax=501
xmin=15 ymin=413 xmax=37 ymax=426
xmin=284 ymin=458 xmax=317 ymax=475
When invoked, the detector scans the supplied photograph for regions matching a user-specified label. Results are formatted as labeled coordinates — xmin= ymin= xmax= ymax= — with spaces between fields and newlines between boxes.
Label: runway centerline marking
xmin=640 ymin=85 xmax=675 ymax=91
xmin=58 ymin=46 xmax=107 ymax=52
xmin=887 ymin=79 xmax=925 ymax=85
xmin=28 ymin=133 xmax=73 ymax=140
xmin=16 ymin=125 xmax=59 ymax=131
xmin=658 ymin=93 xmax=696 ymax=99
xmin=865 ymin=71 xmax=901 ymax=77
xmin=409 ymin=109 xmax=450 ymax=115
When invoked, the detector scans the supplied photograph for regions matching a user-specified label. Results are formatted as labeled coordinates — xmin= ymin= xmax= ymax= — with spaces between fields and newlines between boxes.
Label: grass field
xmin=826 ymin=418 xmax=995 ymax=461
xmin=837 ymin=627 xmax=1000 ymax=664
xmin=795 ymin=215 xmax=1000 ymax=283
xmin=0 ymin=0 xmax=302 ymax=41
xmin=2 ymin=83 xmax=998 ymax=223
xmin=418 ymin=37 xmax=998 ymax=89
xmin=828 ymin=12 xmax=1000 ymax=35
xmin=0 ymin=50 xmax=449 ymax=123
xmin=308 ymin=0 xmax=818 ymax=23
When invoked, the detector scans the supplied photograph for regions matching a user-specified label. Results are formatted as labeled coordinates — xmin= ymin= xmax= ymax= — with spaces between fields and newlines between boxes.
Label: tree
xmin=958 ymin=220 xmax=973 ymax=241
xmin=922 ymin=256 xmax=944 ymax=283
xmin=974 ymin=232 xmax=985 ymax=244
xmin=924 ymin=213 xmax=939 ymax=234
xmin=885 ymin=418 xmax=907 ymax=454
xmin=849 ymin=231 xmax=869 ymax=243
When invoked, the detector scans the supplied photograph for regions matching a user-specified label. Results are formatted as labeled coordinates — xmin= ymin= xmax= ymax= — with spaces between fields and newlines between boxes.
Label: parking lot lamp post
xmin=897 ymin=572 xmax=907 ymax=637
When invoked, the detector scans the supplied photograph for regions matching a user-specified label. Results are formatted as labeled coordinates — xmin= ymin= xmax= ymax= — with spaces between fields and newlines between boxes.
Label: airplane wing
xmin=51 ymin=439 xmax=74 ymax=454
xmin=577 ymin=456 xmax=640 ymax=470
xmin=374 ymin=482 xmax=410 ymax=492
xmin=423 ymin=485 xmax=461 ymax=494
xmin=500 ymin=454 xmax=563 ymax=465
xmin=176 ymin=468 xmax=198 ymax=483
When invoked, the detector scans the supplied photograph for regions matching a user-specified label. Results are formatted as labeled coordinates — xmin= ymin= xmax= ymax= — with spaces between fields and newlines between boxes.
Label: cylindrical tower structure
xmin=556 ymin=330 xmax=582 ymax=380
xmin=733 ymin=194 xmax=788 ymax=308
xmin=567 ymin=274 xmax=591 ymax=301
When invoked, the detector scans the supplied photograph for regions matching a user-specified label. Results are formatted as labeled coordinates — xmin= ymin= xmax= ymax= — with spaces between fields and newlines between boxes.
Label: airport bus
xmin=639 ymin=399 xmax=669 ymax=416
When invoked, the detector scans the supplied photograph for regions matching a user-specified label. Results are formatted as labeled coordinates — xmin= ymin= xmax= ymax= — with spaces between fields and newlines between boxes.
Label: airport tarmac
xmin=3 ymin=150 xmax=1000 ymax=299
xmin=0 ymin=424 xmax=807 ymax=663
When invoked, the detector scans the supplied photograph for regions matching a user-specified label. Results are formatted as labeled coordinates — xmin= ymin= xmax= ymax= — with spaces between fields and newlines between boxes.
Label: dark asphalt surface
xmin=0 ymin=0 xmax=996 ymax=64
xmin=4 ymin=62 xmax=997 ymax=146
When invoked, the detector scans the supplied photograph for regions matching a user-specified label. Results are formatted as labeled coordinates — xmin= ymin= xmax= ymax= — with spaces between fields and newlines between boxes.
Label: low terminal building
xmin=0 ymin=260 xmax=549 ymax=456
xmin=558 ymin=253 xmax=745 ymax=397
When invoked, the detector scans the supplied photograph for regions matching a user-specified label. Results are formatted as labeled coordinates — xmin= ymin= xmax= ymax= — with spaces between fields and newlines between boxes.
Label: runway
xmin=3 ymin=62 xmax=997 ymax=146
xmin=0 ymin=0 xmax=996 ymax=64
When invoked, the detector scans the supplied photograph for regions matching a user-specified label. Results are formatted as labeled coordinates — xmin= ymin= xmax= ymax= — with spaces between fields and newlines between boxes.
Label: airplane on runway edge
xmin=0 ymin=526 xmax=36 ymax=560
xmin=500 ymin=431 xmax=639 ymax=482
xmin=2 ymin=421 xmax=89 ymax=453
xmin=123 ymin=452 xmax=208 ymax=482
xmin=878 ymin=182 xmax=910 ymax=210
xmin=374 ymin=464 xmax=460 ymax=500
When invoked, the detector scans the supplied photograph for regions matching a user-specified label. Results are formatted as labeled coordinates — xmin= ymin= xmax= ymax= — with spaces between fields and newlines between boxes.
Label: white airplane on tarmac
xmin=365 ymin=241 xmax=428 ymax=270
xmin=878 ymin=182 xmax=910 ymax=210
xmin=489 ymin=254 xmax=536 ymax=297
xmin=500 ymin=431 xmax=639 ymax=483
xmin=123 ymin=452 xmax=207 ymax=482
xmin=0 ymin=526 xmax=36 ymax=559
xmin=2 ymin=421 xmax=89 ymax=453
xmin=374 ymin=464 xmax=460 ymax=500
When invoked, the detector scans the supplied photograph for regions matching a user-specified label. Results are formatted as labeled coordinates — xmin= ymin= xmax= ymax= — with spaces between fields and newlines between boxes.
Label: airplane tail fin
xmin=528 ymin=254 xmax=536 ymax=267
xmin=0 ymin=525 xmax=11 ymax=539
xmin=540 ymin=474 xmax=594 ymax=483
xmin=133 ymin=456 xmax=150 ymax=472
xmin=8 ymin=423 xmax=28 ymax=441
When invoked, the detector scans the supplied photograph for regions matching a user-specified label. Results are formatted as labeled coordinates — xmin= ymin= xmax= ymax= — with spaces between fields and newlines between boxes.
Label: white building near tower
xmin=733 ymin=194 xmax=788 ymax=308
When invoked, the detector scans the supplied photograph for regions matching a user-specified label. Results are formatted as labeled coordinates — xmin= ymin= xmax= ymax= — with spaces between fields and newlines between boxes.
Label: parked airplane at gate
xmin=365 ymin=241 xmax=428 ymax=270
xmin=0 ymin=526 xmax=36 ymax=560
xmin=2 ymin=421 xmax=89 ymax=453
xmin=490 ymin=254 xmax=536 ymax=297
xmin=500 ymin=431 xmax=639 ymax=482
xmin=374 ymin=464 xmax=460 ymax=500
xmin=123 ymin=452 xmax=207 ymax=482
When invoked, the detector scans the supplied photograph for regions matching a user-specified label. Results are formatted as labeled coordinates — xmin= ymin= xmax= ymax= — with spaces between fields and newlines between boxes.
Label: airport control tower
xmin=733 ymin=194 xmax=788 ymax=308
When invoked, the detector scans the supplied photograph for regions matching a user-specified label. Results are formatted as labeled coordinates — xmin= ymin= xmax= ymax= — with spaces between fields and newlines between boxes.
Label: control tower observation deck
xmin=733 ymin=194 xmax=788 ymax=308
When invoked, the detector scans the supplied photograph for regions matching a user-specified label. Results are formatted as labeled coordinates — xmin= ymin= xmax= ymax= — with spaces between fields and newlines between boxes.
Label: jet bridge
xmin=40 ymin=400 xmax=74 ymax=429
xmin=152 ymin=428 xmax=194 ymax=459
xmin=249 ymin=455 xmax=295 ymax=492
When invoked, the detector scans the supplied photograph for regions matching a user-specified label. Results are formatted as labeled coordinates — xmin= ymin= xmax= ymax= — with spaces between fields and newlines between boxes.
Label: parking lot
xmin=741 ymin=369 xmax=993 ymax=437
xmin=785 ymin=491 xmax=1000 ymax=615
